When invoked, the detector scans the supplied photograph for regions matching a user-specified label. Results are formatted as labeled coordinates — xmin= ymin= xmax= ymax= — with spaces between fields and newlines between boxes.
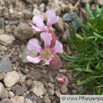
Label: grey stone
xmin=21 ymin=41 xmax=38 ymax=63
xmin=0 ymin=55 xmax=12 ymax=73
xmin=0 ymin=90 xmax=9 ymax=99
xmin=14 ymin=23 xmax=36 ymax=40
xmin=23 ymin=9 xmax=33 ymax=18
xmin=48 ymin=88 xmax=54 ymax=95
xmin=0 ymin=18 xmax=4 ymax=27
xmin=0 ymin=98 xmax=13 ymax=103
xmin=63 ymin=12 xmax=78 ymax=21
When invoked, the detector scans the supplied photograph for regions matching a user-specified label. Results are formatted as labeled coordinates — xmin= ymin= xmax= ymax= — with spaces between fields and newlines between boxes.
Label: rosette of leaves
xmin=62 ymin=3 xmax=103 ymax=94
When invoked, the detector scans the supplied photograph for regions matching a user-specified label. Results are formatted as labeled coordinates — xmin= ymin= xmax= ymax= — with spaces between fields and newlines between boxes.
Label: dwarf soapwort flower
xmin=80 ymin=8 xmax=88 ymax=22
xmin=55 ymin=74 xmax=68 ymax=87
xmin=26 ymin=32 xmax=63 ymax=66
xmin=29 ymin=10 xmax=59 ymax=48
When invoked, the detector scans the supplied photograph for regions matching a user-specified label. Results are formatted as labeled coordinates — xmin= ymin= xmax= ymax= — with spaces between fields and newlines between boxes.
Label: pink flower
xmin=27 ymin=32 xmax=63 ymax=65
xmin=29 ymin=10 xmax=59 ymax=32
xmin=55 ymin=74 xmax=68 ymax=87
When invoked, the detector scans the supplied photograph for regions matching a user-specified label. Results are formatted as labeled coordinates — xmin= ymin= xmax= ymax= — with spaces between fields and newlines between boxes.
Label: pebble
xmin=71 ymin=18 xmax=81 ymax=30
xmin=95 ymin=0 xmax=103 ymax=6
xmin=21 ymin=41 xmax=38 ymax=63
xmin=12 ymin=85 xmax=24 ymax=96
xmin=44 ymin=95 xmax=51 ymax=103
xmin=63 ymin=12 xmax=78 ymax=21
xmin=11 ymin=96 xmax=24 ymax=103
xmin=61 ymin=86 xmax=68 ymax=93
xmin=23 ymin=9 xmax=33 ymax=18
xmin=0 ymin=98 xmax=13 ymax=103
xmin=8 ymin=91 xmax=15 ymax=98
xmin=0 ymin=82 xmax=6 ymax=97
xmin=25 ymin=98 xmax=33 ymax=103
xmin=55 ymin=90 xmax=61 ymax=98
xmin=0 ymin=34 xmax=15 ymax=46
xmin=33 ymin=81 xmax=46 ymax=96
xmin=32 ymin=8 xmax=41 ymax=16
xmin=48 ymin=88 xmax=54 ymax=95
xmin=46 ymin=0 xmax=61 ymax=16
xmin=81 ymin=0 xmax=93 ymax=4
xmin=0 ymin=90 xmax=9 ymax=99
xmin=0 ymin=45 xmax=7 ymax=51
xmin=14 ymin=23 xmax=36 ymax=40
xmin=48 ymin=83 xmax=54 ymax=89
xmin=0 ymin=17 xmax=4 ymax=27
xmin=38 ymin=3 xmax=45 ymax=12
xmin=0 ymin=73 xmax=5 ymax=80
xmin=26 ymin=79 xmax=33 ymax=88
xmin=72 ymin=89 xmax=78 ymax=94
xmin=4 ymin=71 xmax=20 ymax=87
xmin=34 ymin=0 xmax=42 ymax=5
xmin=0 ymin=28 xmax=4 ymax=35
xmin=91 ymin=4 xmax=96 ymax=10
xmin=0 ymin=55 xmax=12 ymax=73
xmin=22 ymin=83 xmax=28 ymax=91
xmin=54 ymin=17 xmax=64 ymax=31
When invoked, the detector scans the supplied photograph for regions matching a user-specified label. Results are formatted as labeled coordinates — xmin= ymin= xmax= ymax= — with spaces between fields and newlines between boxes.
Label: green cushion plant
xmin=61 ymin=3 xmax=103 ymax=94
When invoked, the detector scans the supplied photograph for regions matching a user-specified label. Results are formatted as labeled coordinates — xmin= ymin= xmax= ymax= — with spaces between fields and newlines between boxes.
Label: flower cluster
xmin=27 ymin=10 xmax=64 ymax=69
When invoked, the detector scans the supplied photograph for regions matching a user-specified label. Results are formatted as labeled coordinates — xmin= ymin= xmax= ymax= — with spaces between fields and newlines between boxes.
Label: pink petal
xmin=43 ymin=58 xmax=52 ymax=65
xmin=32 ymin=15 xmax=47 ymax=31
xmin=27 ymin=56 xmax=42 ymax=63
xmin=29 ymin=23 xmax=42 ymax=31
xmin=46 ymin=10 xmax=59 ymax=27
xmin=27 ymin=39 xmax=42 ymax=53
xmin=40 ymin=32 xmax=52 ymax=48
xmin=52 ymin=40 xmax=63 ymax=54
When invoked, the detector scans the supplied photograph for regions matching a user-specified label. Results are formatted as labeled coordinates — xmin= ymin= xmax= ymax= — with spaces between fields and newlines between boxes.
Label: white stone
xmin=61 ymin=86 xmax=68 ymax=93
xmin=0 ymin=34 xmax=15 ymax=46
xmin=4 ymin=71 xmax=20 ymax=87
xmin=33 ymin=81 xmax=46 ymax=96
xmin=8 ymin=91 xmax=15 ymax=98
xmin=32 ymin=8 xmax=41 ymax=15
xmin=11 ymin=96 xmax=24 ymax=103
xmin=25 ymin=98 xmax=33 ymax=103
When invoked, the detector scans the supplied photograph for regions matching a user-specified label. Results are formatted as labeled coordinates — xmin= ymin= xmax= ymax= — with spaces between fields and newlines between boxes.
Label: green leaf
xmin=93 ymin=32 xmax=103 ymax=39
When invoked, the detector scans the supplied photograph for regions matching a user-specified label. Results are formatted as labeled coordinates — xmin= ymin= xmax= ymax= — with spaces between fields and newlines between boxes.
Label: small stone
xmin=54 ymin=17 xmax=64 ymax=31
xmin=22 ymin=83 xmax=28 ymax=91
xmin=50 ymin=77 xmax=55 ymax=83
xmin=4 ymin=71 xmax=20 ymax=87
xmin=25 ymin=98 xmax=33 ymax=103
xmin=12 ymin=85 xmax=24 ymax=96
xmin=32 ymin=8 xmax=41 ymax=15
xmin=0 ymin=73 xmax=5 ymax=80
xmin=8 ymin=91 xmax=15 ymax=98
xmin=38 ymin=3 xmax=45 ymax=12
xmin=0 ymin=45 xmax=7 ymax=51
xmin=48 ymin=88 xmax=54 ymax=95
xmin=0 ymin=98 xmax=13 ymax=103
xmin=61 ymin=86 xmax=68 ymax=93
xmin=26 ymin=79 xmax=33 ymax=88
xmin=14 ymin=23 xmax=35 ymax=40
xmin=33 ymin=81 xmax=46 ymax=96
xmin=11 ymin=96 xmax=24 ymax=103
xmin=0 ymin=17 xmax=4 ymax=27
xmin=0 ymin=55 xmax=12 ymax=73
xmin=34 ymin=0 xmax=42 ymax=5
xmin=21 ymin=41 xmax=38 ymax=63
xmin=95 ymin=0 xmax=103 ymax=6
xmin=62 ymin=29 xmax=70 ymax=43
xmin=81 ymin=0 xmax=93 ymax=4
xmin=0 ymin=82 xmax=6 ymax=97
xmin=46 ymin=0 xmax=61 ymax=16
xmin=44 ymin=95 xmax=51 ymax=103
xmin=65 ymin=4 xmax=74 ymax=13
xmin=23 ymin=9 xmax=33 ymax=18
xmin=0 ymin=90 xmax=9 ymax=99
xmin=20 ymin=75 xmax=26 ymax=84
xmin=63 ymin=12 xmax=78 ymax=21
xmin=72 ymin=89 xmax=78 ymax=94
xmin=55 ymin=90 xmax=61 ymax=98
xmin=71 ymin=18 xmax=81 ymax=30
xmin=0 ymin=34 xmax=15 ymax=46
xmin=91 ymin=4 xmax=96 ymax=10
xmin=48 ymin=83 xmax=54 ymax=89
xmin=0 ymin=28 xmax=4 ymax=35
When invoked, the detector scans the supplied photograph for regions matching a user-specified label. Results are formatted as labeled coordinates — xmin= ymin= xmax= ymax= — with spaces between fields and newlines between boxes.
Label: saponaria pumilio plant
xmin=27 ymin=10 xmax=68 ymax=86
xmin=61 ymin=3 xmax=103 ymax=94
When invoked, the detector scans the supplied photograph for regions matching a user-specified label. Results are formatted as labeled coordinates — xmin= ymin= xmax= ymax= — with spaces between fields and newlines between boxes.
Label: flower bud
xmin=55 ymin=74 xmax=68 ymax=87
xmin=80 ymin=8 xmax=88 ymax=22
xmin=49 ymin=55 xmax=61 ymax=69
xmin=48 ymin=29 xmax=57 ymax=48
